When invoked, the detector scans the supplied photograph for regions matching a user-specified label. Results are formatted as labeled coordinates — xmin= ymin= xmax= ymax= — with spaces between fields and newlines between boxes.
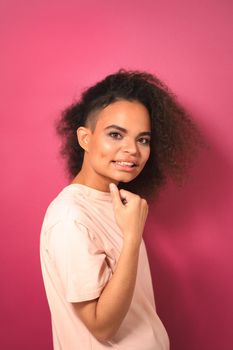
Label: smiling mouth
xmin=112 ymin=161 xmax=137 ymax=167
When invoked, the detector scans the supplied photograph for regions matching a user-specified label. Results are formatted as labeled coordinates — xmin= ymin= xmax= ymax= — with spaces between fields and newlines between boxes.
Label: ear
xmin=76 ymin=127 xmax=91 ymax=152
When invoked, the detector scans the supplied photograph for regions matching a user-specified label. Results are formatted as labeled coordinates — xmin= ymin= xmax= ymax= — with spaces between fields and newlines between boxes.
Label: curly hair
xmin=55 ymin=69 xmax=206 ymax=201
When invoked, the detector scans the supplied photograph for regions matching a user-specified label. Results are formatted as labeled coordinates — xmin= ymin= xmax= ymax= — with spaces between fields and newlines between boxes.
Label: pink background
xmin=1 ymin=1 xmax=232 ymax=349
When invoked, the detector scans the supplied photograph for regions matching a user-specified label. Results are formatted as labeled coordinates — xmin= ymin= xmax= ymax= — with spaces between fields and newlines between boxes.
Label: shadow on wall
xmin=144 ymin=127 xmax=233 ymax=350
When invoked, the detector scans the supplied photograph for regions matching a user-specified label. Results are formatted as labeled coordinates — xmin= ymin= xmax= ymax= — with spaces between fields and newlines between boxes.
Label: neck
xmin=71 ymin=170 xmax=118 ymax=193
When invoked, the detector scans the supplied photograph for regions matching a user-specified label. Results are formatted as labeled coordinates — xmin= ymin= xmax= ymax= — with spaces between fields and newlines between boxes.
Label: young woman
xmin=40 ymin=69 xmax=204 ymax=349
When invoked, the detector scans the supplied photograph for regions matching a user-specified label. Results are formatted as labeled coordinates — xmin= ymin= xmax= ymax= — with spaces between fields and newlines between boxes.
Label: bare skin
xmin=72 ymin=100 xmax=151 ymax=192
xmin=71 ymin=100 xmax=150 ymax=341
xmin=72 ymin=183 xmax=148 ymax=341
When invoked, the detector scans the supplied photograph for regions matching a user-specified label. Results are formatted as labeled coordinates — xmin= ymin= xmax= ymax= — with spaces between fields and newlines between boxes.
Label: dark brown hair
xmin=56 ymin=69 xmax=206 ymax=201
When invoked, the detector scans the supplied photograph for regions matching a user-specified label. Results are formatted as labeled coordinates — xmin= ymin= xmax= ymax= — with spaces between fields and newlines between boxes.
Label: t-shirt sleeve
xmin=50 ymin=218 xmax=112 ymax=303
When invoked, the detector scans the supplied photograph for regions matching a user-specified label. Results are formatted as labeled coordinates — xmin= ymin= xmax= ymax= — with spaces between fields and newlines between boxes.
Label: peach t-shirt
xmin=40 ymin=184 xmax=170 ymax=350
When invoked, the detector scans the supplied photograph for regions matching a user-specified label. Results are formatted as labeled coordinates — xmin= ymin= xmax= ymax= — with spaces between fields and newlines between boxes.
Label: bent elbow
xmin=93 ymin=327 xmax=117 ymax=343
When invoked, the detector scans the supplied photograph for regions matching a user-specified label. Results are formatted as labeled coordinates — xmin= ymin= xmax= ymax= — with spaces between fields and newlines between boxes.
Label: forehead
xmin=94 ymin=100 xmax=151 ymax=131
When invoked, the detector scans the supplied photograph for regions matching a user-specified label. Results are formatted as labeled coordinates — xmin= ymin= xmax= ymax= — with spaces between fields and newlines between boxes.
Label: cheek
xmin=92 ymin=138 xmax=116 ymax=158
xmin=142 ymin=147 xmax=151 ymax=163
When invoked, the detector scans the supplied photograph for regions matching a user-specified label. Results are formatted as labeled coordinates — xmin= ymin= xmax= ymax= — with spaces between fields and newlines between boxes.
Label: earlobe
xmin=76 ymin=127 xmax=90 ymax=152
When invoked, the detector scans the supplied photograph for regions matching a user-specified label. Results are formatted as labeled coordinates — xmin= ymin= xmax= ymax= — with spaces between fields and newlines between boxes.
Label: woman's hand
xmin=109 ymin=183 xmax=148 ymax=246
xmin=72 ymin=183 xmax=148 ymax=342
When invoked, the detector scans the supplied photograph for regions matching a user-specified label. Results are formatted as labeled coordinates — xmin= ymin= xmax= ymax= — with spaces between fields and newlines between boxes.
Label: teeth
xmin=115 ymin=161 xmax=134 ymax=167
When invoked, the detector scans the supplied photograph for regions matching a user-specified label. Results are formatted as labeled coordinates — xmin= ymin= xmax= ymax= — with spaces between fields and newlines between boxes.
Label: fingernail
xmin=109 ymin=183 xmax=116 ymax=191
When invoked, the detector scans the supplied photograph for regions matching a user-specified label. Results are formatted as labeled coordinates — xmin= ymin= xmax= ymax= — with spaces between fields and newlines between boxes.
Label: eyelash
xmin=108 ymin=132 xmax=150 ymax=145
xmin=109 ymin=132 xmax=122 ymax=139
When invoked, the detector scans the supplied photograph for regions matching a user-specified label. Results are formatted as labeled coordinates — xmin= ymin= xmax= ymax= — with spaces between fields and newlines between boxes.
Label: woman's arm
xmin=72 ymin=183 xmax=148 ymax=342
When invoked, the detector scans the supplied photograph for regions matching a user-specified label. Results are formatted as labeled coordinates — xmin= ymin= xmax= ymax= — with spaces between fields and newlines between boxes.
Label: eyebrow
xmin=104 ymin=124 xmax=151 ymax=137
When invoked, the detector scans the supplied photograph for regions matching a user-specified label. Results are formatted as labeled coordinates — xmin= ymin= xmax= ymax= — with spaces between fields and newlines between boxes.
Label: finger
xmin=109 ymin=183 xmax=123 ymax=207
xmin=118 ymin=189 xmax=130 ymax=205
xmin=119 ymin=189 xmax=139 ymax=202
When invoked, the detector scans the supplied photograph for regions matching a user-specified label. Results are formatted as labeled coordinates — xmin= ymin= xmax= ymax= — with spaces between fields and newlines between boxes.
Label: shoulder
xmin=42 ymin=185 xmax=90 ymax=231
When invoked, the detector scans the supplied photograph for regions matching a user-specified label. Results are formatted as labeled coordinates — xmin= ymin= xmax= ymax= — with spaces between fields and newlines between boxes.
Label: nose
xmin=121 ymin=138 xmax=138 ymax=155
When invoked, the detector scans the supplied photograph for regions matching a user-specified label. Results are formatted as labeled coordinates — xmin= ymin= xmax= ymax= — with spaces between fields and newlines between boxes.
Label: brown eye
xmin=138 ymin=137 xmax=150 ymax=145
xmin=109 ymin=132 xmax=122 ymax=139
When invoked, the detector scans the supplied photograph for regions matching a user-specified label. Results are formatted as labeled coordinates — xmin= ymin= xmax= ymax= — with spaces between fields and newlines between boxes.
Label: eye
xmin=108 ymin=132 xmax=122 ymax=139
xmin=138 ymin=137 xmax=150 ymax=145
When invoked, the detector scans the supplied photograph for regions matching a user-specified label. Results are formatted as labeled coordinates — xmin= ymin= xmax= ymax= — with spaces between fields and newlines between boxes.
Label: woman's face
xmin=78 ymin=100 xmax=151 ymax=192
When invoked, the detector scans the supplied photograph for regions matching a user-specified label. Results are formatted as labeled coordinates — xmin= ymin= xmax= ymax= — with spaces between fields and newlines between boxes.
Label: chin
xmin=113 ymin=174 xmax=138 ymax=183
xmin=105 ymin=168 xmax=141 ymax=184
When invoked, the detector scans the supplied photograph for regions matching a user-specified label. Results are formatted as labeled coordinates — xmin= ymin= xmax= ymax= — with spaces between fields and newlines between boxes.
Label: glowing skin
xmin=73 ymin=100 xmax=151 ymax=192
xmin=70 ymin=100 xmax=153 ymax=342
